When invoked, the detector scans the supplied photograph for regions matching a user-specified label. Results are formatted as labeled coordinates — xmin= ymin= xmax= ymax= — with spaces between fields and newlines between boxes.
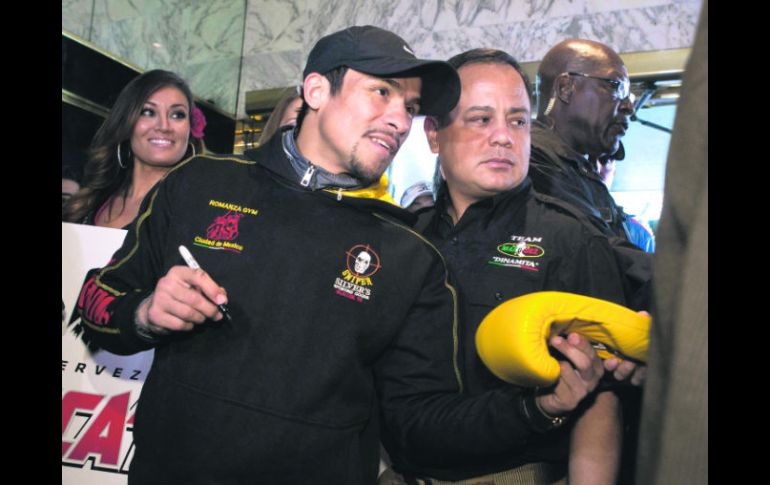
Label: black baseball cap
xmin=303 ymin=25 xmax=460 ymax=116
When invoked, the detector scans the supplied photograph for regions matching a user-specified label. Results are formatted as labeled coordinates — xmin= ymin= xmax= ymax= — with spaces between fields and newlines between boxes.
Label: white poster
xmin=62 ymin=222 xmax=154 ymax=484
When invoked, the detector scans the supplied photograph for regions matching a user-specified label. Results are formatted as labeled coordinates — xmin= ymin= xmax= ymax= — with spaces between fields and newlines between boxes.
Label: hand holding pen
xmin=135 ymin=245 xmax=231 ymax=333
xmin=178 ymin=245 xmax=232 ymax=321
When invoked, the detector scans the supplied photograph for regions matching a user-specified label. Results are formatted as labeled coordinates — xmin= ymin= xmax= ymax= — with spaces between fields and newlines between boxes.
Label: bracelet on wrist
xmin=133 ymin=296 xmax=168 ymax=343
xmin=520 ymin=390 xmax=568 ymax=432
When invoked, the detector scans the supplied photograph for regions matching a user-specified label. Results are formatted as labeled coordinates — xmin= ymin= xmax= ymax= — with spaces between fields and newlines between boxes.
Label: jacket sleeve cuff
xmin=518 ymin=390 xmax=568 ymax=433
xmin=111 ymin=291 xmax=163 ymax=351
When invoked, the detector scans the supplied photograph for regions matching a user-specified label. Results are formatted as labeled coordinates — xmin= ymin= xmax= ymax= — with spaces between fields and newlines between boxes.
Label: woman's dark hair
xmin=63 ymin=69 xmax=198 ymax=223
xmin=258 ymin=87 xmax=301 ymax=145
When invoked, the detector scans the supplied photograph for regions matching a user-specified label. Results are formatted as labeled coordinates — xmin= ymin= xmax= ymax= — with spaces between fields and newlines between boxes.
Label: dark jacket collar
xmin=243 ymin=130 xmax=416 ymax=226
xmin=434 ymin=177 xmax=532 ymax=212
xmin=243 ymin=130 xmax=300 ymax=184
xmin=428 ymin=178 xmax=533 ymax=235
xmin=532 ymin=119 xmax=596 ymax=172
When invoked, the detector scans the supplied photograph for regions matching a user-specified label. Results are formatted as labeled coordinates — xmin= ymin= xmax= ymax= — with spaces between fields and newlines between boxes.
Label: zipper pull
xmin=300 ymin=164 xmax=316 ymax=187
xmin=337 ymin=188 xmax=343 ymax=201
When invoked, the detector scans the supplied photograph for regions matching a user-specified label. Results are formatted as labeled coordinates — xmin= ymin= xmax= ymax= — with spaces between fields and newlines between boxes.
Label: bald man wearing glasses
xmin=529 ymin=39 xmax=652 ymax=484
xmin=530 ymin=38 xmax=652 ymax=308
xmin=530 ymin=39 xmax=635 ymax=243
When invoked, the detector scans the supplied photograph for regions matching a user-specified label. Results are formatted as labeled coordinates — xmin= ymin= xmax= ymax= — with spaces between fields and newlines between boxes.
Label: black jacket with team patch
xmin=379 ymin=179 xmax=628 ymax=480
xmin=77 ymin=133 xmax=554 ymax=484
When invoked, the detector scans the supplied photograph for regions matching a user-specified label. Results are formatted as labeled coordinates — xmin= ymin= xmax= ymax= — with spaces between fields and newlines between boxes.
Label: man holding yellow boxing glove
xmin=379 ymin=49 xmax=646 ymax=485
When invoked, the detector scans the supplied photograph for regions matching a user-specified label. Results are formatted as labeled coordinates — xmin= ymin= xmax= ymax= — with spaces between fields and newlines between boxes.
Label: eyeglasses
xmin=566 ymin=72 xmax=631 ymax=100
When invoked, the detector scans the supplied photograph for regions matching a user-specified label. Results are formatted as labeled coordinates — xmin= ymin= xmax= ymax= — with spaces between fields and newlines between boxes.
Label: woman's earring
xmin=116 ymin=142 xmax=126 ymax=169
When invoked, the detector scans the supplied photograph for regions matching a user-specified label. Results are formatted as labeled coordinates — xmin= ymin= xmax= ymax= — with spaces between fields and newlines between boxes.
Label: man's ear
xmin=423 ymin=116 xmax=441 ymax=155
xmin=302 ymin=73 xmax=329 ymax=110
xmin=555 ymin=73 xmax=574 ymax=104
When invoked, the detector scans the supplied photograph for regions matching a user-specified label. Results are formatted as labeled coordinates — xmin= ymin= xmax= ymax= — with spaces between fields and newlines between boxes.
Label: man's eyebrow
xmin=383 ymin=78 xmax=403 ymax=92
xmin=463 ymin=105 xmax=494 ymax=114
xmin=382 ymin=78 xmax=421 ymax=106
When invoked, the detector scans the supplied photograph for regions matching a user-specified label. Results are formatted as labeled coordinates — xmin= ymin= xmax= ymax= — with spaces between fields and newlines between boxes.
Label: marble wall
xmin=62 ymin=0 xmax=703 ymax=119
xmin=63 ymin=0 xmax=246 ymax=116
xmin=239 ymin=0 xmax=702 ymax=117
xmin=63 ymin=0 xmax=94 ymax=39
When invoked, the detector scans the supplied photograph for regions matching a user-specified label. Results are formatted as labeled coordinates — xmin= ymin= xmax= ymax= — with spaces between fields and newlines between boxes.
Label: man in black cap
xmin=75 ymin=25 xmax=467 ymax=484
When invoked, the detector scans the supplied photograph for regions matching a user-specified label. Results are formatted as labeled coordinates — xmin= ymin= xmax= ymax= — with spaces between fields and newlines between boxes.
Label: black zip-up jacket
xmin=78 ymin=134 xmax=573 ymax=484
xmin=379 ymin=180 xmax=628 ymax=480
xmin=529 ymin=119 xmax=631 ymax=241
xmin=76 ymin=133 xmax=468 ymax=484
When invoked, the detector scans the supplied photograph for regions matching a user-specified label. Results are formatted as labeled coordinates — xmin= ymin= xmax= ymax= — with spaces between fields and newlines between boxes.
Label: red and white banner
xmin=62 ymin=222 xmax=154 ymax=484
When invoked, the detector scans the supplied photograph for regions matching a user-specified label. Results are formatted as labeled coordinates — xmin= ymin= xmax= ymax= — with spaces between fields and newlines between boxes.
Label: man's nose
xmin=619 ymin=96 xmax=635 ymax=114
xmin=489 ymin=118 xmax=513 ymax=147
xmin=383 ymin=101 xmax=412 ymax=136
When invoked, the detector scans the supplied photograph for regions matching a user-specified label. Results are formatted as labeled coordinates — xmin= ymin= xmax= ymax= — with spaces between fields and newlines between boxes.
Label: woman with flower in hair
xmin=63 ymin=69 xmax=207 ymax=229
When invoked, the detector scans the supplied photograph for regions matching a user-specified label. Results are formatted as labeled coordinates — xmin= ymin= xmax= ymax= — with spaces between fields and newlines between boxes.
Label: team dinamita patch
xmin=333 ymin=244 xmax=382 ymax=303
xmin=487 ymin=235 xmax=545 ymax=272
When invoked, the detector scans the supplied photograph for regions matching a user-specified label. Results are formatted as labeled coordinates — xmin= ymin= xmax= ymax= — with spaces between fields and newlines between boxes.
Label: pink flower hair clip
xmin=191 ymin=106 xmax=207 ymax=139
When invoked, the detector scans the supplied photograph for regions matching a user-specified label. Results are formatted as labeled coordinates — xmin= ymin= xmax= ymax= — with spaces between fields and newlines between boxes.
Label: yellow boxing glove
xmin=475 ymin=291 xmax=651 ymax=387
